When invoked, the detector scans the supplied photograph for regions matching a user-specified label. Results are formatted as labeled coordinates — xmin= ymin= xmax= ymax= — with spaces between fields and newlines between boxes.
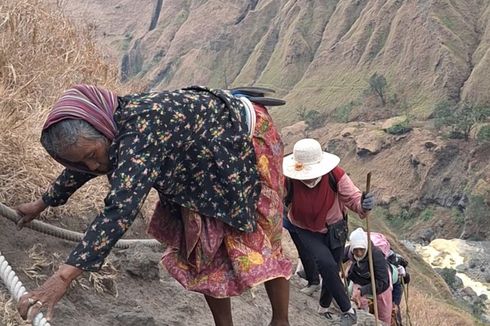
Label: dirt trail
xmin=1 ymin=214 xmax=376 ymax=325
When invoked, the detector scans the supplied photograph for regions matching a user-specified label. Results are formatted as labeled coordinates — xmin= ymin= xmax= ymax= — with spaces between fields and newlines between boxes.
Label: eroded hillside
xmin=52 ymin=0 xmax=490 ymax=123
xmin=0 ymin=0 xmax=487 ymax=325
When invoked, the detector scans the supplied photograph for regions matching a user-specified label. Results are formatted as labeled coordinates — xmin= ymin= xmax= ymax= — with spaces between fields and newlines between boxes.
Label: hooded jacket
xmin=345 ymin=243 xmax=391 ymax=296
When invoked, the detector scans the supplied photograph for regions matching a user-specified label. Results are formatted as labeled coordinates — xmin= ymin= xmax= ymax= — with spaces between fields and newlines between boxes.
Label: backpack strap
xmin=230 ymin=87 xmax=285 ymax=107
xmin=390 ymin=263 xmax=399 ymax=284
xmin=284 ymin=177 xmax=293 ymax=207
xmin=328 ymin=172 xmax=338 ymax=193
xmin=327 ymin=169 xmax=349 ymax=222
xmin=229 ymin=86 xmax=275 ymax=97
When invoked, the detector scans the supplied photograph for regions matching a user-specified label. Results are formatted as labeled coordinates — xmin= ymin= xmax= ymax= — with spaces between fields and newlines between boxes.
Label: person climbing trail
xmin=282 ymin=138 xmax=375 ymax=326
xmin=15 ymin=84 xmax=292 ymax=326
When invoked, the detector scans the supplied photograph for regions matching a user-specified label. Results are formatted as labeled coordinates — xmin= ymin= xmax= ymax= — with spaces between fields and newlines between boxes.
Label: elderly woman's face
xmin=353 ymin=248 xmax=366 ymax=259
xmin=59 ymin=137 xmax=110 ymax=174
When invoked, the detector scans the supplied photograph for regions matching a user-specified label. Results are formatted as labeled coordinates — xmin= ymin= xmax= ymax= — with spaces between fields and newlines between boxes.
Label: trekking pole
xmin=340 ymin=262 xmax=349 ymax=294
xmin=401 ymin=277 xmax=412 ymax=326
xmin=365 ymin=172 xmax=379 ymax=325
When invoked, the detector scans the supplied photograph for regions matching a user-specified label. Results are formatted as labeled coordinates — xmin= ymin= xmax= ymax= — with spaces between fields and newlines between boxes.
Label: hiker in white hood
xmin=345 ymin=228 xmax=393 ymax=325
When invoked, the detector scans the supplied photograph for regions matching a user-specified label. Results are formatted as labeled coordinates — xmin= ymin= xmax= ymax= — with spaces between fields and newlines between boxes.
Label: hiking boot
xmin=299 ymin=283 xmax=320 ymax=295
xmin=340 ymin=309 xmax=357 ymax=326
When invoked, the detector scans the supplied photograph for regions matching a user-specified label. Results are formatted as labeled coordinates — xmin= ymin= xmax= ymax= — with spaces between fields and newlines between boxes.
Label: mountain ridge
xmin=51 ymin=0 xmax=490 ymax=125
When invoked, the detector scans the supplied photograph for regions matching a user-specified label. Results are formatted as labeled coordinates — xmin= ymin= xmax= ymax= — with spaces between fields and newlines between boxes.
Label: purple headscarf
xmin=43 ymin=84 xmax=118 ymax=140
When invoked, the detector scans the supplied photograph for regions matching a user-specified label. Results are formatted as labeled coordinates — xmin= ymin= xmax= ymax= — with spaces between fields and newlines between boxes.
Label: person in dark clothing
xmin=345 ymin=228 xmax=392 ymax=325
xmin=283 ymin=139 xmax=375 ymax=326
xmin=387 ymin=250 xmax=410 ymax=325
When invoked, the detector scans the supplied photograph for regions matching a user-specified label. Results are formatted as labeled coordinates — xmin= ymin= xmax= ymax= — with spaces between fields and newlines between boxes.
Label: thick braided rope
xmin=0 ymin=203 xmax=161 ymax=249
xmin=0 ymin=252 xmax=51 ymax=326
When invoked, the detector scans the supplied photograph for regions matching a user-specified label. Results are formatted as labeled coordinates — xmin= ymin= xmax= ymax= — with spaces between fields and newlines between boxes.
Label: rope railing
xmin=0 ymin=251 xmax=51 ymax=326
xmin=0 ymin=202 xmax=161 ymax=249
xmin=0 ymin=201 xmax=163 ymax=324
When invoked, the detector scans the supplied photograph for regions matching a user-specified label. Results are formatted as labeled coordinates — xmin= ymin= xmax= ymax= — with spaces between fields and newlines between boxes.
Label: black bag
xmin=328 ymin=218 xmax=348 ymax=249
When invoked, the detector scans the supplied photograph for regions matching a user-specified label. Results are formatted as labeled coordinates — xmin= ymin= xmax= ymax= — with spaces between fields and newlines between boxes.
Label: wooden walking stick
xmin=365 ymin=172 xmax=379 ymax=325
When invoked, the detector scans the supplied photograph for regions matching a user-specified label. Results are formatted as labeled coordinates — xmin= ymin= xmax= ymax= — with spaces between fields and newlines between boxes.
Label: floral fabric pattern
xmin=42 ymin=87 xmax=261 ymax=271
xmin=147 ymin=104 xmax=292 ymax=297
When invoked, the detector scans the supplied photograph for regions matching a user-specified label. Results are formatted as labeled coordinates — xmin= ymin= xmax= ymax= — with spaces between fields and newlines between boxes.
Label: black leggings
xmin=288 ymin=230 xmax=320 ymax=285
xmin=295 ymin=226 xmax=351 ymax=312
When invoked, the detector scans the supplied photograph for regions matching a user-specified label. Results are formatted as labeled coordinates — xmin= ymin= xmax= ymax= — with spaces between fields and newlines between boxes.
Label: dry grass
xmin=80 ymin=259 xmax=119 ymax=296
xmin=402 ymin=288 xmax=477 ymax=326
xmin=22 ymin=243 xmax=119 ymax=294
xmin=0 ymin=0 xmax=122 ymax=221
xmin=22 ymin=244 xmax=61 ymax=284
xmin=0 ymin=2 xmax=145 ymax=322
xmin=0 ymin=292 xmax=29 ymax=326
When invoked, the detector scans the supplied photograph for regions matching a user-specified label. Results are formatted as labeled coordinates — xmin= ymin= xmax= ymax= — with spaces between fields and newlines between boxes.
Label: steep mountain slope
xmin=0 ymin=0 xmax=486 ymax=324
xmin=52 ymin=0 xmax=490 ymax=240
xmin=0 ymin=1 xmax=380 ymax=325
xmin=52 ymin=0 xmax=490 ymax=124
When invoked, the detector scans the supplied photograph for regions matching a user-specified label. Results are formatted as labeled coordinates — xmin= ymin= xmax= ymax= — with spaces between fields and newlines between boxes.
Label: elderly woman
xmin=15 ymin=85 xmax=292 ymax=326
xmin=345 ymin=228 xmax=392 ymax=325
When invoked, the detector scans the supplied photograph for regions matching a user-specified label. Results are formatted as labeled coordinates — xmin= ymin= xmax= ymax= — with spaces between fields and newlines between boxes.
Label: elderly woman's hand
xmin=18 ymin=264 xmax=82 ymax=321
xmin=16 ymin=198 xmax=47 ymax=230
xmin=351 ymin=287 xmax=362 ymax=308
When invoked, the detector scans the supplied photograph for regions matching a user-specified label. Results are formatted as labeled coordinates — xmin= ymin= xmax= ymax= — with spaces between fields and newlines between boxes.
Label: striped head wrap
xmin=43 ymin=84 xmax=118 ymax=140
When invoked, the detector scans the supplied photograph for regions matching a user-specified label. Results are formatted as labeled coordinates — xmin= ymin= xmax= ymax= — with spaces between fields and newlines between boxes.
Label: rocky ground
xmin=0 ymin=213 xmax=377 ymax=326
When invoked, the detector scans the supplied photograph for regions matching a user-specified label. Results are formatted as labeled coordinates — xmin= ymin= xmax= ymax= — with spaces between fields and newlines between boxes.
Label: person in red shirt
xmin=283 ymin=139 xmax=374 ymax=326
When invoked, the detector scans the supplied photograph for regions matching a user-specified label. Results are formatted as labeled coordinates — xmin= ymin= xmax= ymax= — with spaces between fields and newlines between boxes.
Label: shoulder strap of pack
xmin=328 ymin=171 xmax=338 ymax=193
xmin=328 ymin=167 xmax=349 ymax=221
xmin=284 ymin=177 xmax=293 ymax=207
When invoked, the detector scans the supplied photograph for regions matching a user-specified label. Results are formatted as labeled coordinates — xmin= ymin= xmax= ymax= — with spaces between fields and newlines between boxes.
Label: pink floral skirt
xmin=147 ymin=104 xmax=292 ymax=298
xmin=352 ymin=273 xmax=393 ymax=325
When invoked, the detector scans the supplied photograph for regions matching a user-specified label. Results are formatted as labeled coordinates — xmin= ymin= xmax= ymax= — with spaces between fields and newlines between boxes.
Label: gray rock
xmin=114 ymin=312 xmax=156 ymax=326
xmin=467 ymin=258 xmax=480 ymax=269
xmin=118 ymin=244 xmax=162 ymax=280
xmin=355 ymin=130 xmax=386 ymax=156
xmin=461 ymin=286 xmax=477 ymax=298
xmin=381 ymin=116 xmax=408 ymax=131
xmin=455 ymin=264 xmax=466 ymax=272
xmin=485 ymin=271 xmax=490 ymax=283
xmin=409 ymin=153 xmax=420 ymax=167
xmin=453 ymin=275 xmax=464 ymax=289
xmin=412 ymin=228 xmax=435 ymax=244
xmin=457 ymin=193 xmax=468 ymax=210
xmin=424 ymin=141 xmax=438 ymax=150
xmin=341 ymin=127 xmax=357 ymax=137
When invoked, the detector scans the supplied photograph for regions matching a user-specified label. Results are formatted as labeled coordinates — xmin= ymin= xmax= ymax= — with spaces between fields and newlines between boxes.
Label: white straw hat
xmin=283 ymin=139 xmax=340 ymax=180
